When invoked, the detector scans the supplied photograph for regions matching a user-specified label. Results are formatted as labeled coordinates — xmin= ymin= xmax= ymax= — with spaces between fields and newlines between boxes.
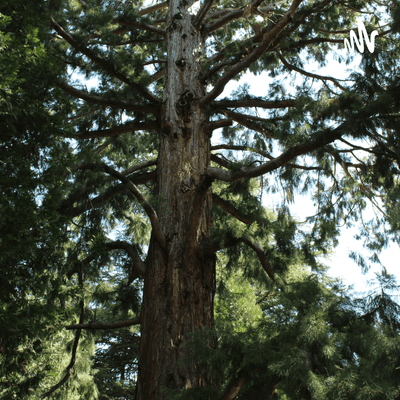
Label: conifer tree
xmin=2 ymin=0 xmax=400 ymax=398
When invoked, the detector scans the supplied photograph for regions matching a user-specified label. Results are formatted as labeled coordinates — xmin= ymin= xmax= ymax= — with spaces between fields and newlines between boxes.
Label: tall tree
xmin=2 ymin=0 xmax=400 ymax=398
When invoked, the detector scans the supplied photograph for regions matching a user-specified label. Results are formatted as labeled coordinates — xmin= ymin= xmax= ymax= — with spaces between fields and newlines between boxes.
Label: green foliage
xmin=2 ymin=0 xmax=400 ymax=398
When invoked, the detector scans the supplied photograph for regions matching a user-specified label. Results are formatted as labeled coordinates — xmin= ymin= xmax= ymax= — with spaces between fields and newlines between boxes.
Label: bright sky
xmin=213 ymin=38 xmax=400 ymax=295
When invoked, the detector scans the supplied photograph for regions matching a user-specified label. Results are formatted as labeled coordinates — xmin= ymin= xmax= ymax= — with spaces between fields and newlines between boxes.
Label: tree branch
xmin=57 ymin=82 xmax=158 ymax=114
xmin=60 ymin=170 xmax=156 ymax=218
xmin=276 ymin=51 xmax=346 ymax=90
xmin=205 ymin=1 xmax=277 ymax=33
xmin=104 ymin=240 xmax=146 ymax=278
xmin=212 ymin=194 xmax=253 ymax=225
xmin=66 ymin=317 xmax=141 ymax=330
xmin=202 ymin=235 xmax=275 ymax=282
xmin=215 ymin=108 xmax=275 ymax=138
xmin=212 ymin=98 xmax=296 ymax=109
xmin=241 ymin=236 xmax=275 ymax=282
xmin=77 ymin=164 xmax=166 ymax=250
xmin=205 ymin=124 xmax=344 ymax=181
xmin=113 ymin=18 xmax=166 ymax=36
xmin=72 ymin=121 xmax=159 ymax=139
xmin=204 ymin=118 xmax=233 ymax=133
xmin=138 ymin=1 xmax=168 ymax=16
xmin=212 ymin=144 xmax=273 ymax=159
xmin=201 ymin=0 xmax=303 ymax=105
xmin=218 ymin=369 xmax=247 ymax=400
xmin=49 ymin=17 xmax=160 ymax=105
xmin=194 ymin=0 xmax=215 ymax=29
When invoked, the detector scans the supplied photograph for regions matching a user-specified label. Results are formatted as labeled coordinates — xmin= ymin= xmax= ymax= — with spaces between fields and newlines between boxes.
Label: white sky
xmin=213 ymin=40 xmax=400 ymax=295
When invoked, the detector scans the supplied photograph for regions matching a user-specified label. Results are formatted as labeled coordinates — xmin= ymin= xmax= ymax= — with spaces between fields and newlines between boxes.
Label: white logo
xmin=344 ymin=20 xmax=378 ymax=54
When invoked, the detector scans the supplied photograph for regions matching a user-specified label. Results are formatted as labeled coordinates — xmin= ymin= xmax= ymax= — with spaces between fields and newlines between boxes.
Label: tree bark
xmin=135 ymin=1 xmax=216 ymax=398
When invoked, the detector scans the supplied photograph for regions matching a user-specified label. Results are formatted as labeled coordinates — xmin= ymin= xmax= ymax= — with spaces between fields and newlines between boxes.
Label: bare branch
xmin=49 ymin=17 xmax=160 ymax=105
xmin=57 ymin=82 xmax=158 ymax=114
xmin=205 ymin=1 xmax=278 ymax=33
xmin=212 ymin=144 xmax=273 ymax=159
xmin=210 ymin=154 xmax=230 ymax=168
xmin=276 ymin=51 xmax=346 ymax=90
xmin=66 ymin=317 xmax=141 ymax=330
xmin=149 ymin=67 xmax=165 ymax=83
xmin=122 ymin=159 xmax=157 ymax=177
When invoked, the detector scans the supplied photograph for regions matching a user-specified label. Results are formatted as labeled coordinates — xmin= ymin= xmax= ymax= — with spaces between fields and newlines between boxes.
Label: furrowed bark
xmin=135 ymin=1 xmax=216 ymax=398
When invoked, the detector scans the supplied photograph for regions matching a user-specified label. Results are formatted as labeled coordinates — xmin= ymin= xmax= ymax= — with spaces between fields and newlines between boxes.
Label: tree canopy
xmin=1 ymin=0 xmax=400 ymax=398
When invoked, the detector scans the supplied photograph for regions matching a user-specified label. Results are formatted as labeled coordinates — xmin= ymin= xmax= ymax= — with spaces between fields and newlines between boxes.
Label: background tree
xmin=1 ymin=0 xmax=400 ymax=398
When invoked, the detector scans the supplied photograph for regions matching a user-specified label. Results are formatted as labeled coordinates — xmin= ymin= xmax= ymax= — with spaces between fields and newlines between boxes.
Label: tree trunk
xmin=135 ymin=1 xmax=216 ymax=398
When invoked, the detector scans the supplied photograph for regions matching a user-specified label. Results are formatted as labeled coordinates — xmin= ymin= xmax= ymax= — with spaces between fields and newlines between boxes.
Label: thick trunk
xmin=135 ymin=1 xmax=216 ymax=399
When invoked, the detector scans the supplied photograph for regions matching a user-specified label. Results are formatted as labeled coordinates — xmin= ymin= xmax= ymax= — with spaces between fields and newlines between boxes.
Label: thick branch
xmin=212 ymin=98 xmax=296 ymax=109
xmin=105 ymin=240 xmax=146 ymax=278
xmin=202 ymin=235 xmax=274 ymax=282
xmin=57 ymin=82 xmax=158 ymax=114
xmin=204 ymin=118 xmax=233 ymax=132
xmin=201 ymin=0 xmax=303 ymax=105
xmin=241 ymin=236 xmax=274 ymax=281
xmin=138 ymin=1 xmax=168 ymax=16
xmin=212 ymin=144 xmax=273 ymax=159
xmin=206 ymin=124 xmax=344 ymax=181
xmin=194 ymin=0 xmax=215 ymax=29
xmin=219 ymin=369 xmax=247 ymax=400
xmin=215 ymin=109 xmax=275 ymax=138
xmin=49 ymin=17 xmax=160 ymax=105
xmin=66 ymin=317 xmax=141 ymax=330
xmin=73 ymin=122 xmax=159 ymax=139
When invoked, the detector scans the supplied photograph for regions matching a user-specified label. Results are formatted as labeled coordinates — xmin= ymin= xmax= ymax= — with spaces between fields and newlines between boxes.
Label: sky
xmin=212 ymin=36 xmax=400 ymax=296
